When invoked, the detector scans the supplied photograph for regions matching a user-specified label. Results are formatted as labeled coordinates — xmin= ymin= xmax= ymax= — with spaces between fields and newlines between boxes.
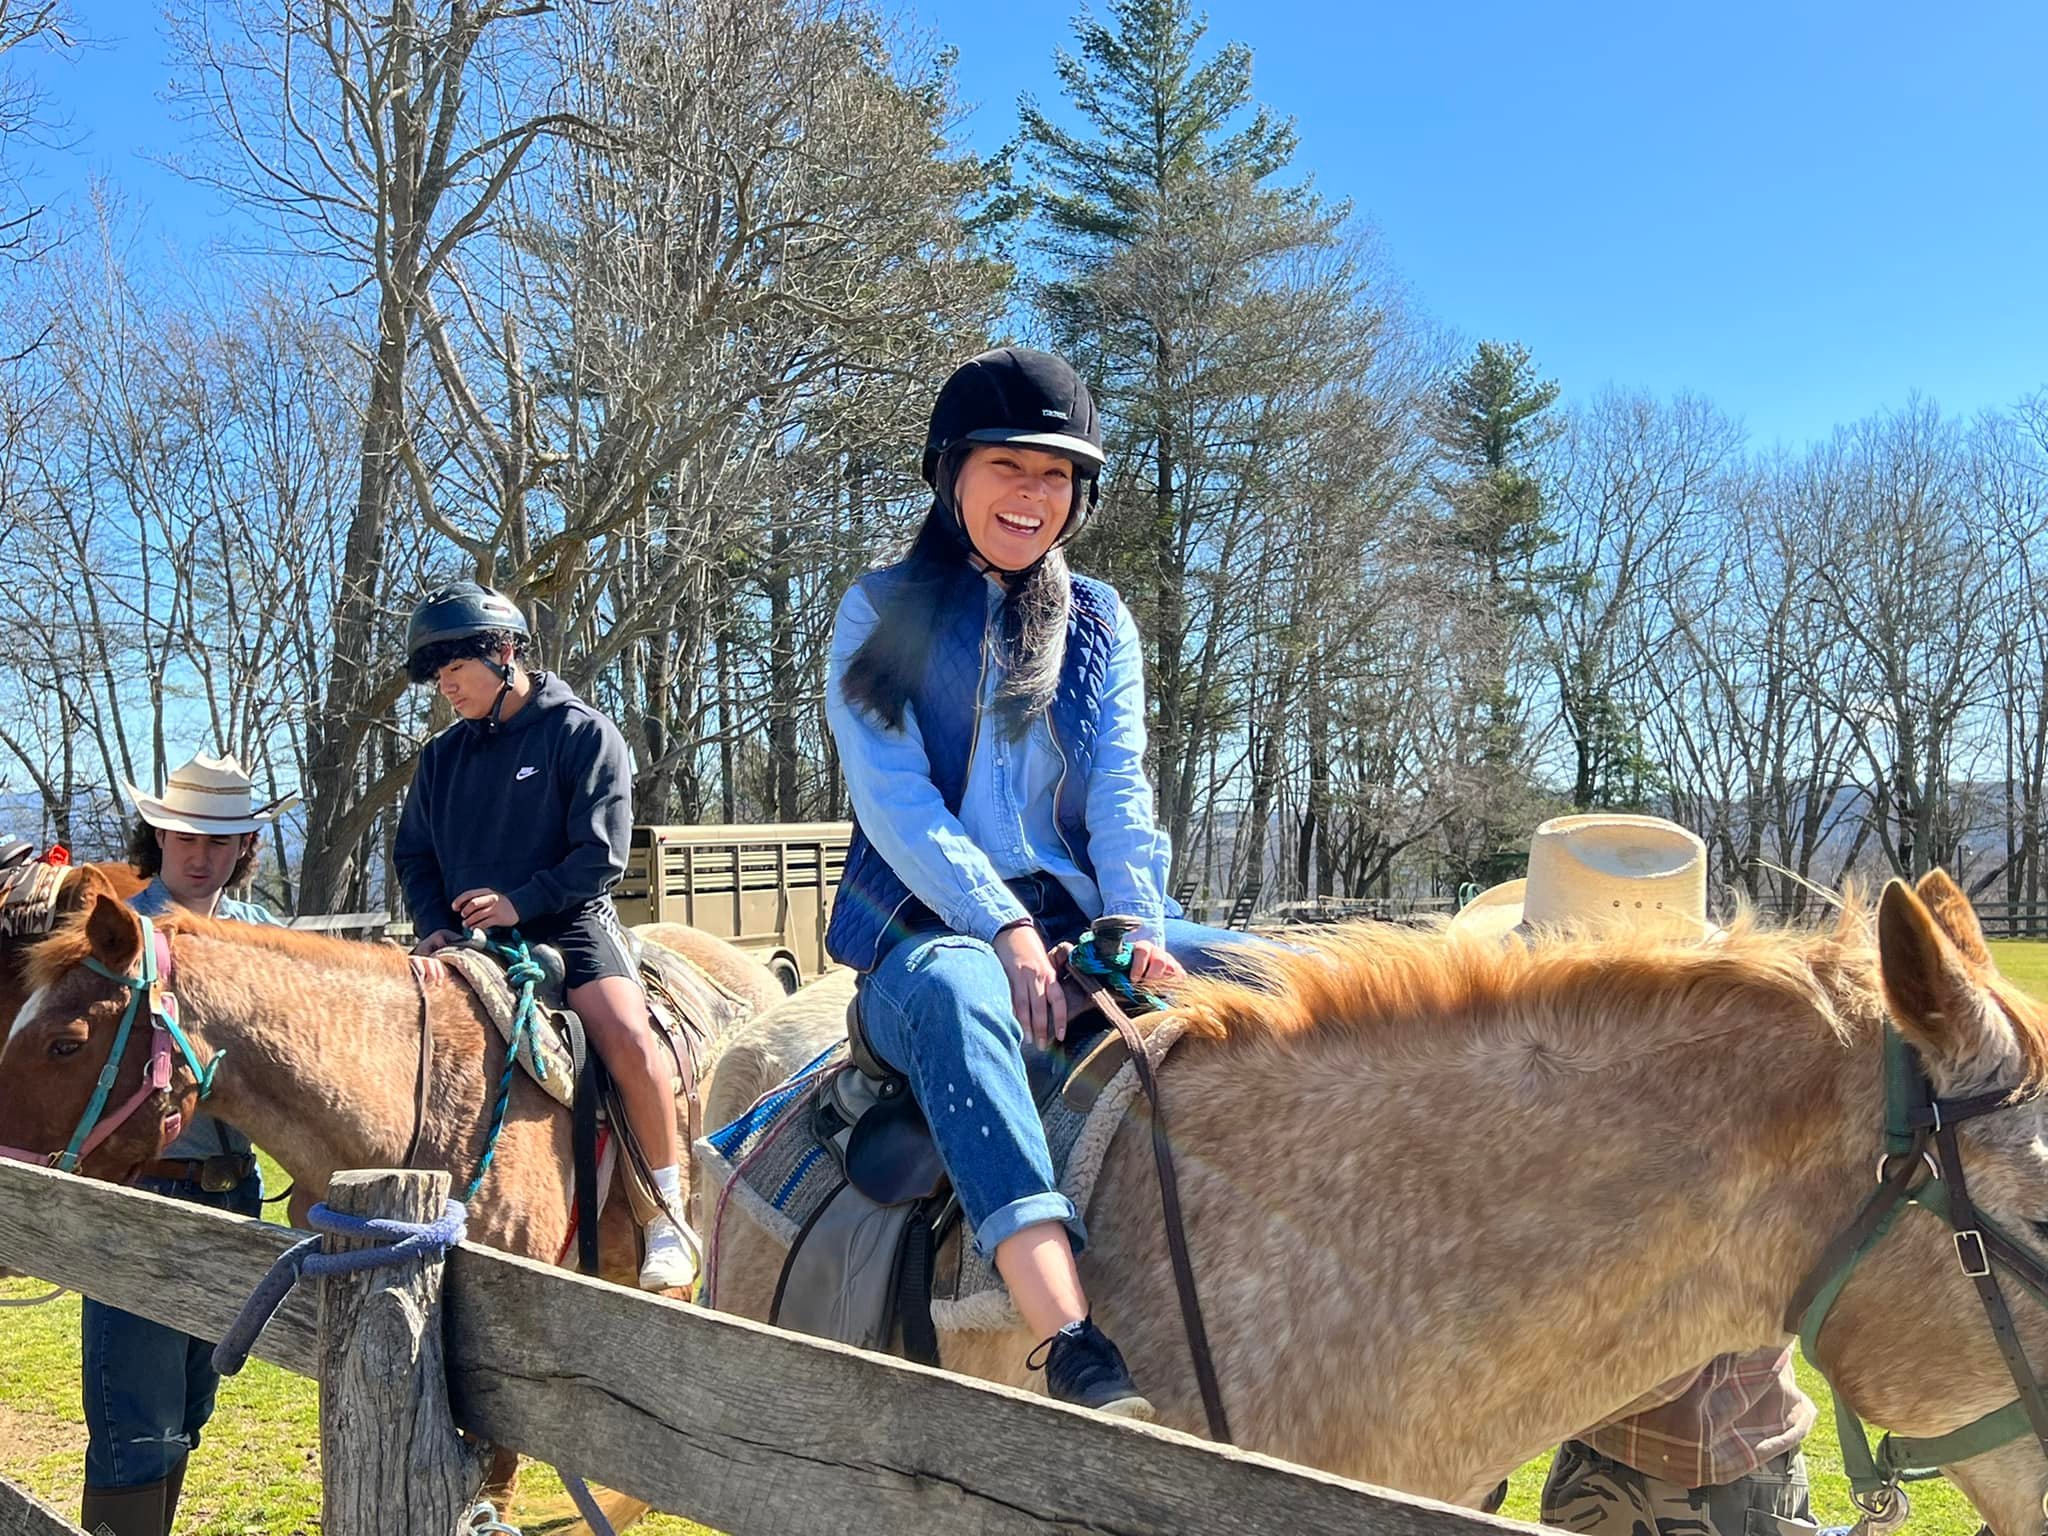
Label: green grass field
xmin=5 ymin=941 xmax=2045 ymax=1533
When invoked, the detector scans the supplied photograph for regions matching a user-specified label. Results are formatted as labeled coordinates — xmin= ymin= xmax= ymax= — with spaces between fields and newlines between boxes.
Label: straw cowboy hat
xmin=1447 ymin=813 xmax=1716 ymax=944
xmin=124 ymin=753 xmax=300 ymax=836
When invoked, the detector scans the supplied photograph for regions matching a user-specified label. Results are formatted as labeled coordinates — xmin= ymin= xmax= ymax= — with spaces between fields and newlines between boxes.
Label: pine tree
xmin=1429 ymin=342 xmax=1563 ymax=887
xmin=1018 ymin=0 xmax=1355 ymax=861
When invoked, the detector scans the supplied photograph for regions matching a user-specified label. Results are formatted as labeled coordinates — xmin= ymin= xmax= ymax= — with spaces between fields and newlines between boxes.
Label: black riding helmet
xmin=922 ymin=347 xmax=1106 ymax=563
xmin=405 ymin=582 xmax=532 ymax=730
xmin=405 ymin=582 xmax=530 ymax=681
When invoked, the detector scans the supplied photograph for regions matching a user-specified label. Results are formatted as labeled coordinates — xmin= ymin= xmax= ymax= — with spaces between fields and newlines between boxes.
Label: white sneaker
xmin=638 ymin=1219 xmax=698 ymax=1293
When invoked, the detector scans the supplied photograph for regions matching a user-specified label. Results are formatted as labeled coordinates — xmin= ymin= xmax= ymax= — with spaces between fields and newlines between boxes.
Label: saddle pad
xmin=932 ymin=1016 xmax=1187 ymax=1335
xmin=695 ymin=1018 xmax=1188 ymax=1326
xmin=435 ymin=946 xmax=582 ymax=1108
xmin=698 ymin=1041 xmax=850 ymax=1253
xmin=0 ymin=860 xmax=66 ymax=939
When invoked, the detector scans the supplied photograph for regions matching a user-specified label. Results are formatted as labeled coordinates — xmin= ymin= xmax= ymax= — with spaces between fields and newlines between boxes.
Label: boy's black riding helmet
xmin=404 ymin=582 xmax=529 ymax=683
xmin=922 ymin=347 xmax=1106 ymax=538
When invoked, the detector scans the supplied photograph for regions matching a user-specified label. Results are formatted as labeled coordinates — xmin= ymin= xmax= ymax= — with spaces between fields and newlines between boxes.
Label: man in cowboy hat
xmin=1449 ymin=814 xmax=1816 ymax=1536
xmin=80 ymin=753 xmax=296 ymax=1536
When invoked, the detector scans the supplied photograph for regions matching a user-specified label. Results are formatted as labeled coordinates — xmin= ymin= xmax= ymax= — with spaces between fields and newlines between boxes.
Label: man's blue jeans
xmin=82 ymin=1171 xmax=263 ymax=1487
xmin=856 ymin=877 xmax=1260 ymax=1259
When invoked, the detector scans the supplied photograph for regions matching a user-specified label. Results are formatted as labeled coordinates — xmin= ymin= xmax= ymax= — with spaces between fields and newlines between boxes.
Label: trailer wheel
xmin=771 ymin=954 xmax=802 ymax=995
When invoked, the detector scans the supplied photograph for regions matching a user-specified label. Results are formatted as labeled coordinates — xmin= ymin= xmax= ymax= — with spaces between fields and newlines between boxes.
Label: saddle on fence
xmin=0 ymin=843 xmax=68 ymax=940
xmin=699 ymin=918 xmax=1186 ymax=1360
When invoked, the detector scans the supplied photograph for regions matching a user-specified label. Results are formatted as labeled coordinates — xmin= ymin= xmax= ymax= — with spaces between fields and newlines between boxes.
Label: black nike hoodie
xmin=394 ymin=672 xmax=634 ymax=938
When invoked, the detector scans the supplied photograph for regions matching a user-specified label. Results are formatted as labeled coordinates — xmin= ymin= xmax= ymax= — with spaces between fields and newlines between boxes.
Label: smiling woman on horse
xmin=824 ymin=346 xmax=1256 ymax=1420
xmin=83 ymin=753 xmax=293 ymax=1536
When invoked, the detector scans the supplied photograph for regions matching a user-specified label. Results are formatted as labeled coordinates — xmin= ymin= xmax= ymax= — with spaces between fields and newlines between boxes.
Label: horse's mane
xmin=29 ymin=900 xmax=411 ymax=990
xmin=1169 ymin=902 xmax=1886 ymax=1067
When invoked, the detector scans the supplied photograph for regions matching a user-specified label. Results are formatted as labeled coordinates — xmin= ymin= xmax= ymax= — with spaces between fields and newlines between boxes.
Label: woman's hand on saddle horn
xmin=993 ymin=920 xmax=1067 ymax=1050
xmin=1126 ymin=939 xmax=1186 ymax=987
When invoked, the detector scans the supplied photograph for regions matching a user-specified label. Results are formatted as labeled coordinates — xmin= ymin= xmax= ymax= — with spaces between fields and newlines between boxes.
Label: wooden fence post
xmin=318 ymin=1169 xmax=481 ymax=1536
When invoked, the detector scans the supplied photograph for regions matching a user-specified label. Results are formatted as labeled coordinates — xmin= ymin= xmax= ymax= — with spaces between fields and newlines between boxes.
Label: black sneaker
xmin=1027 ymin=1316 xmax=1156 ymax=1421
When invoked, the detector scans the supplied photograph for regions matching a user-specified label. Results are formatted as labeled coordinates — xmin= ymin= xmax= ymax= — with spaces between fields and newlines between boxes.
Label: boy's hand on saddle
xmin=453 ymin=888 xmax=520 ymax=930
xmin=1126 ymin=939 xmax=1186 ymax=987
xmin=993 ymin=920 xmax=1068 ymax=1050
xmin=411 ymin=928 xmax=463 ymax=983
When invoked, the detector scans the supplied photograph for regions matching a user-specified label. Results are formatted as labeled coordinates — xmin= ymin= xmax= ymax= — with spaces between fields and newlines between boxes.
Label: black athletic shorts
xmin=519 ymin=898 xmax=639 ymax=990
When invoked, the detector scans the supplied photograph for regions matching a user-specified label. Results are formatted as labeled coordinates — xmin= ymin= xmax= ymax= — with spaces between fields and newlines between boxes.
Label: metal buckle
xmin=1875 ymin=1150 xmax=1941 ymax=1185
xmin=1956 ymin=1229 xmax=1991 ymax=1278
xmin=198 ymin=1154 xmax=249 ymax=1194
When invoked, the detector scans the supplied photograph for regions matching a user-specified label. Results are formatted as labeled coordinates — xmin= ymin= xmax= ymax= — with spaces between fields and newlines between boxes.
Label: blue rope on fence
xmin=212 ymin=1198 xmax=468 ymax=1376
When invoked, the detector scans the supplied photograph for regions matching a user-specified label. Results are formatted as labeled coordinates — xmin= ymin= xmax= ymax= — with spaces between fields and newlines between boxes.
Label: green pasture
xmin=3 ymin=941 xmax=2045 ymax=1534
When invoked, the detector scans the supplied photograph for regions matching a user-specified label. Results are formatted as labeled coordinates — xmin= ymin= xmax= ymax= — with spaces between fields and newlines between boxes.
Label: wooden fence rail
xmin=0 ymin=1476 xmax=85 ymax=1536
xmin=0 ymin=1158 xmax=1530 ymax=1536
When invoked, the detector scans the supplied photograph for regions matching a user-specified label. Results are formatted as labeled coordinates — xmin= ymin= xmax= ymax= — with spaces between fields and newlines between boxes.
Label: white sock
xmin=651 ymin=1163 xmax=683 ymax=1203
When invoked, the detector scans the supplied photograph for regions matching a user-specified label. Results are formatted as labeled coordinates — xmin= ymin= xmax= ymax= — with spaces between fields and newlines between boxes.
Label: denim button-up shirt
xmin=130 ymin=876 xmax=283 ymax=1162
xmin=827 ymin=575 xmax=1172 ymax=946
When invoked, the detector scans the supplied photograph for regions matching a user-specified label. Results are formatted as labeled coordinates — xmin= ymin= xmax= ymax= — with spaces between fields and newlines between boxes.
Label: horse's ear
xmin=61 ymin=863 xmax=117 ymax=915
xmin=83 ymin=891 xmax=143 ymax=975
xmin=1914 ymin=868 xmax=1992 ymax=969
xmin=1878 ymin=878 xmax=2014 ymax=1083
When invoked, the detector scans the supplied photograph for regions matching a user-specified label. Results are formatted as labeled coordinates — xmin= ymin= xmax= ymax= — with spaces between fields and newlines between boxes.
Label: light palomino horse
xmin=698 ymin=872 xmax=2048 ymax=1536
xmin=0 ymin=870 xmax=783 ymax=1529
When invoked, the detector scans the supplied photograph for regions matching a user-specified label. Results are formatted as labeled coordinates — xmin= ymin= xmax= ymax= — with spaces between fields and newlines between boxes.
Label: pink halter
xmin=0 ymin=925 xmax=194 ymax=1172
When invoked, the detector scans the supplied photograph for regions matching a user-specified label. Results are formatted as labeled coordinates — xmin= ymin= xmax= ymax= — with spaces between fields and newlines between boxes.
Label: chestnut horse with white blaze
xmin=0 ymin=868 xmax=782 ymax=1531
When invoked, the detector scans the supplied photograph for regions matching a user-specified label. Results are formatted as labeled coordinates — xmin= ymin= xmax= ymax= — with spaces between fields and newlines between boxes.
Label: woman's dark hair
xmin=406 ymin=628 xmax=531 ymax=685
xmin=839 ymin=448 xmax=1073 ymax=738
xmin=126 ymin=816 xmax=262 ymax=889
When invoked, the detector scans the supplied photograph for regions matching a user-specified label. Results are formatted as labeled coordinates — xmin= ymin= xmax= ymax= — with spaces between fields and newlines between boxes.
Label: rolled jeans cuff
xmin=972 ymin=1191 xmax=1085 ymax=1262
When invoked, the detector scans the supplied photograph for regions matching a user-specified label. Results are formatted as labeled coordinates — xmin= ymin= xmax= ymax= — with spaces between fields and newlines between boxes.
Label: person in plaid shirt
xmin=1450 ymin=815 xmax=1816 ymax=1536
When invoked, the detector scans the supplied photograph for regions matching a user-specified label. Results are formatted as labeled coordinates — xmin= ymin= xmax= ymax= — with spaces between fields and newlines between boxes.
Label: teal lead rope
xmin=460 ymin=931 xmax=548 ymax=1204
xmin=1068 ymin=923 xmax=1167 ymax=1017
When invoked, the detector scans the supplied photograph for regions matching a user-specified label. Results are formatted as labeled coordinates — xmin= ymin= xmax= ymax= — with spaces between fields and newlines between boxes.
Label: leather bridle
xmin=0 ymin=917 xmax=215 ymax=1174
xmin=1788 ymin=1008 xmax=2048 ymax=1527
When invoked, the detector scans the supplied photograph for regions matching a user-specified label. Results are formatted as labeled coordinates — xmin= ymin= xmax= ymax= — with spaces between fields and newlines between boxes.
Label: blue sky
xmin=27 ymin=0 xmax=2048 ymax=452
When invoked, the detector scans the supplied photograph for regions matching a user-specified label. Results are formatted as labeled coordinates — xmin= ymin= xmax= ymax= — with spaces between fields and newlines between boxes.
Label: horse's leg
xmin=480 ymin=1445 xmax=519 ymax=1510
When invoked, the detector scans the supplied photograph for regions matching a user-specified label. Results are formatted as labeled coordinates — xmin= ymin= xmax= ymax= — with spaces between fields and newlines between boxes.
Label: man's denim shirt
xmin=826 ymin=576 xmax=1173 ymax=946
xmin=130 ymin=876 xmax=283 ymax=1163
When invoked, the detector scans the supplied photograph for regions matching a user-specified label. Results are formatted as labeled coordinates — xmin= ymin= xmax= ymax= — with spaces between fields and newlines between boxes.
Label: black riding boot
xmin=79 ymin=1478 xmax=167 ymax=1536
xmin=161 ymin=1457 xmax=188 ymax=1536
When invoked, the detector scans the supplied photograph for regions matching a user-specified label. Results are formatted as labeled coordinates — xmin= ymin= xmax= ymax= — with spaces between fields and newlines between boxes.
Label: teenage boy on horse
xmin=824 ymin=346 xmax=1256 ymax=1419
xmin=395 ymin=583 xmax=695 ymax=1292
xmin=79 ymin=754 xmax=293 ymax=1536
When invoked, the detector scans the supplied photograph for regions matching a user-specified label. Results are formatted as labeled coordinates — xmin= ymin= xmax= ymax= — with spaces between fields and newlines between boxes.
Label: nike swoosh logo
xmin=515 ymin=766 xmax=538 ymax=781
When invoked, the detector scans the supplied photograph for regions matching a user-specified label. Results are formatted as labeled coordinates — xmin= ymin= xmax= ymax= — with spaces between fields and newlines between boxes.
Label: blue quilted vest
xmin=826 ymin=563 xmax=1120 ymax=971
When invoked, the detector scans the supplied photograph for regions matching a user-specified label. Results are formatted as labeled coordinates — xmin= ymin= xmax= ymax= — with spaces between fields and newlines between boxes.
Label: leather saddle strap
xmin=1935 ymin=1122 xmax=2048 ymax=1457
xmin=644 ymin=969 xmax=706 ymax=1152
xmin=402 ymin=958 xmax=434 ymax=1171
xmin=1071 ymin=967 xmax=1233 ymax=1443
xmin=566 ymin=1016 xmax=603 ymax=1277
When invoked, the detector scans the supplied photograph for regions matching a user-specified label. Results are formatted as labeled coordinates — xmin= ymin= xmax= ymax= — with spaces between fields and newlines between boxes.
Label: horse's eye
xmin=47 ymin=1038 xmax=83 ymax=1059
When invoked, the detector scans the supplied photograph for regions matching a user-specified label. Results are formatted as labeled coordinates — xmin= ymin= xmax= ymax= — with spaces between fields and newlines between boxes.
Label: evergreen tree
xmin=1017 ymin=0 xmax=1359 ymax=861
xmin=1429 ymin=341 xmax=1563 ymax=887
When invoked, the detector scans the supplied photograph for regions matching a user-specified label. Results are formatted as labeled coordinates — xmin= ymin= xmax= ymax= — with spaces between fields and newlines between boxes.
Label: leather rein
xmin=1787 ymin=1007 xmax=2048 ymax=1523
xmin=1065 ymin=927 xmax=1233 ymax=1444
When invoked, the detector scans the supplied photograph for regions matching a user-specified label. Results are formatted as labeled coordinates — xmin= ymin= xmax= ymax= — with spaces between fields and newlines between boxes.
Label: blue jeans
xmin=82 ymin=1171 xmax=263 ymax=1487
xmin=856 ymin=875 xmax=1261 ymax=1259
